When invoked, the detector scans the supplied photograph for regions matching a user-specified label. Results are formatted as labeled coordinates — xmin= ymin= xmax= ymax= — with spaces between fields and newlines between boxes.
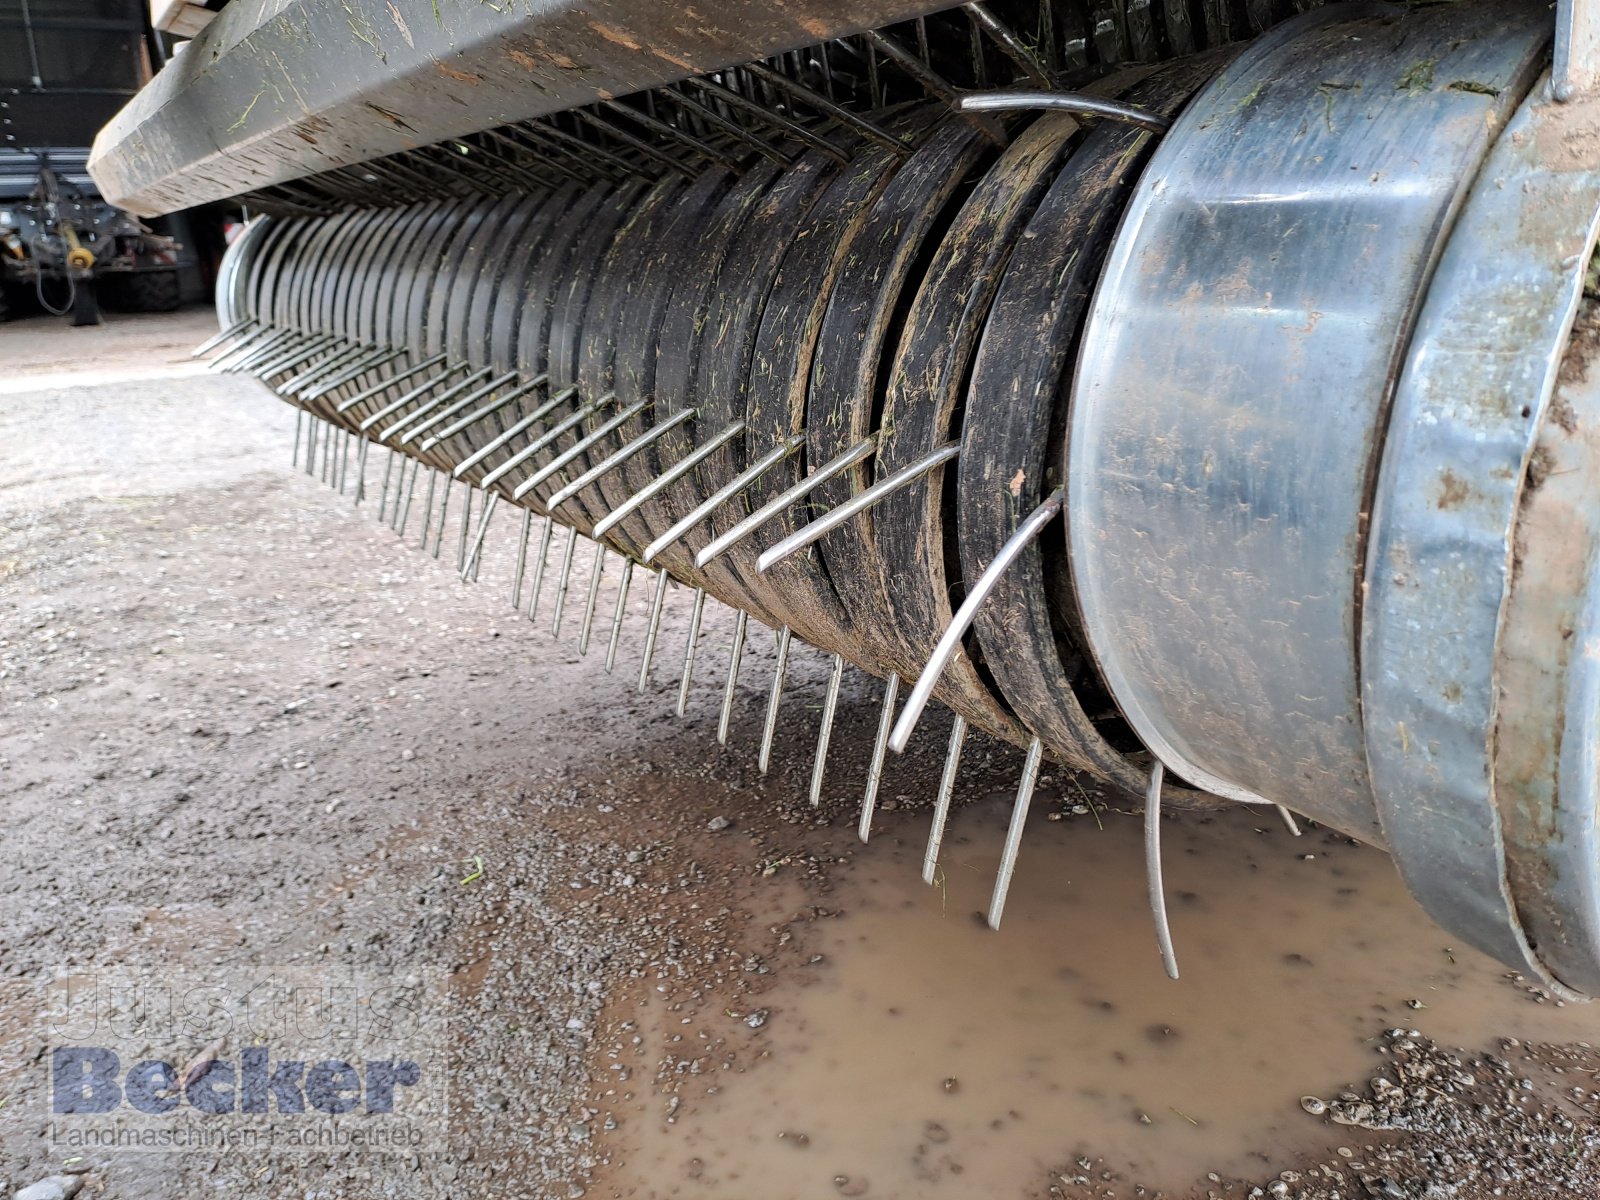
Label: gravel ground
xmin=1 ymin=311 xmax=1598 ymax=1200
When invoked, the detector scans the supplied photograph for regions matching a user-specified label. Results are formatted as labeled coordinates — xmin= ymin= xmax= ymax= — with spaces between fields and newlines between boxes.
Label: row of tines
xmin=240 ymin=0 xmax=1320 ymax=216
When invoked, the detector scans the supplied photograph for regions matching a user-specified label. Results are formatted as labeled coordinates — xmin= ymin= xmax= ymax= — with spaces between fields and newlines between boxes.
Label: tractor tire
xmin=109 ymin=269 xmax=181 ymax=313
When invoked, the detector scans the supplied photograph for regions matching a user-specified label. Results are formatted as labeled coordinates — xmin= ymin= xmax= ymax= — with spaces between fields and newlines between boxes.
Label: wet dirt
xmin=1 ymin=310 xmax=1598 ymax=1200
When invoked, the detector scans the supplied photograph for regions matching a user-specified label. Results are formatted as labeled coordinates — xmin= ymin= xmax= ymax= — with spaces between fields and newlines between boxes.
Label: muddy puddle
xmin=602 ymin=795 xmax=1600 ymax=1198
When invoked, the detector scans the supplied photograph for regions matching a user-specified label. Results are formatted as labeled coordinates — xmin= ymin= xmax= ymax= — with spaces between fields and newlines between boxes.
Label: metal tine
xmin=809 ymin=652 xmax=846 ymax=807
xmin=987 ymin=737 xmax=1044 ymax=929
xmin=957 ymin=91 xmax=1173 ymax=133
xmin=511 ymin=508 xmax=533 ymax=609
xmin=579 ymin=544 xmax=609 ymax=654
xmin=1276 ymin=805 xmax=1303 ymax=837
xmin=289 ymin=343 xmax=385 ymax=396
xmin=526 ymin=515 xmax=555 ymax=620
xmin=741 ymin=62 xmax=913 ymax=156
xmin=511 ymin=396 xmax=647 ymax=501
xmin=304 ymin=347 xmax=406 ymax=399
xmin=415 ymin=374 xmax=548 ymax=449
xmin=303 ymin=416 xmax=317 ymax=478
xmin=759 ymin=626 xmax=792 ymax=775
xmin=377 ymin=447 xmax=396 ymax=521
xmin=547 ymin=406 xmax=697 ymax=511
xmin=891 ymin=486 xmax=1064 ymax=754
xmin=462 ymin=386 xmax=587 ymax=483
xmin=355 ymin=436 xmax=370 ymax=503
xmin=861 ymin=27 xmax=1004 ymax=144
xmin=253 ymin=332 xmax=341 ymax=380
xmin=432 ymin=476 xmax=451 ymax=558
xmin=357 ymin=363 xmax=469 ymax=432
xmin=379 ymin=368 xmax=495 ymax=442
xmin=964 ymin=2 xmax=1053 ymax=86
xmin=192 ymin=318 xmax=258 ymax=359
xmin=216 ymin=327 xmax=297 ymax=374
xmin=644 ymin=434 xmax=805 ymax=564
xmin=293 ymin=409 xmax=304 ymax=468
xmin=696 ymin=437 xmax=876 ymax=569
xmin=396 ymin=458 xmax=421 ymax=536
xmin=605 ymin=560 xmax=635 ymax=673
xmin=683 ymin=74 xmax=850 ymax=164
xmin=717 ymin=610 xmax=749 ymax=745
xmin=551 ymin=525 xmax=580 ymax=637
xmin=757 ymin=443 xmax=960 ymax=572
xmin=462 ymin=492 xmax=500 ymax=581
xmin=397 ymin=370 xmax=519 ymax=445
xmin=278 ymin=340 xmax=368 ymax=392
xmin=921 ymin=714 xmax=969 ymax=883
xmin=638 ymin=569 xmax=671 ymax=693
xmin=456 ymin=487 xmax=474 ymax=572
xmin=210 ymin=324 xmax=288 ymax=372
xmin=1146 ymin=760 xmax=1181 ymax=980
xmin=859 ymin=672 xmax=901 ymax=842
xmin=418 ymin=466 xmax=439 ymax=549
xmin=592 ymin=420 xmax=744 ymax=540
xmin=676 ymin=588 xmax=708 ymax=717
xmin=337 ymin=353 xmax=449 ymax=413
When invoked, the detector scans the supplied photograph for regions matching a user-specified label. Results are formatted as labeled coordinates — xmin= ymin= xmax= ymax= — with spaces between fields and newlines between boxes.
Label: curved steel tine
xmin=192 ymin=318 xmax=257 ymax=358
xmin=527 ymin=516 xmax=555 ymax=621
xmin=605 ymin=559 xmax=636 ymax=673
xmin=988 ymin=737 xmax=1044 ymax=930
xmin=891 ymin=486 xmax=1064 ymax=754
xmin=202 ymin=320 xmax=269 ymax=364
xmin=579 ymin=543 xmax=607 ymax=655
xmin=551 ymin=525 xmax=580 ymax=637
xmin=357 ymin=364 xmax=468 ymax=432
xmin=380 ymin=368 xmax=494 ymax=442
xmin=759 ymin=626 xmax=792 ymax=775
xmin=279 ymin=340 xmax=368 ymax=391
xmin=511 ymin=508 xmax=533 ymax=609
xmin=355 ymin=436 xmax=370 ymax=504
xmin=511 ymin=396 xmax=646 ymax=501
xmin=921 ymin=714 xmax=968 ymax=882
xmin=456 ymin=487 xmax=474 ymax=571
xmin=547 ymin=406 xmax=697 ymax=511
xmin=336 ymin=353 xmax=449 ymax=413
xmin=717 ymin=610 xmax=749 ymax=744
xmin=432 ymin=477 xmax=451 ymax=558
xmin=757 ymin=443 xmax=959 ymax=572
xmin=222 ymin=328 xmax=304 ymax=375
xmin=292 ymin=409 xmax=304 ymax=469
xmin=858 ymin=672 xmax=901 ymax=843
xmin=214 ymin=326 xmax=293 ymax=372
xmin=677 ymin=588 xmax=708 ymax=717
xmin=304 ymin=347 xmax=405 ymax=399
xmin=400 ymin=371 xmax=520 ymax=445
xmin=395 ymin=459 xmax=421 ymax=536
xmin=257 ymin=333 xmax=341 ymax=380
xmin=462 ymin=491 xmax=499 ymax=581
xmin=1146 ymin=760 xmax=1180 ymax=980
xmin=1275 ymin=805 xmax=1303 ymax=837
xmin=469 ymin=387 xmax=589 ymax=484
xmin=964 ymin=2 xmax=1052 ymax=86
xmin=957 ymin=91 xmax=1173 ymax=132
xmin=418 ymin=466 xmax=439 ymax=550
xmin=696 ymin=437 xmax=875 ymax=569
xmin=809 ymin=652 xmax=846 ymax=807
xmin=416 ymin=374 xmax=548 ymax=449
xmin=643 ymin=435 xmax=804 ymax=565
xmin=593 ymin=420 xmax=745 ymax=540
xmin=638 ymin=569 xmax=671 ymax=692
xmin=377 ymin=448 xmax=396 ymax=521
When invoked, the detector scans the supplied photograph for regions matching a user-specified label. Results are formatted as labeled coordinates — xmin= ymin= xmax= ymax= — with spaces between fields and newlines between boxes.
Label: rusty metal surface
xmin=1362 ymin=79 xmax=1600 ymax=996
xmin=86 ymin=0 xmax=955 ymax=217
xmin=1066 ymin=0 xmax=1549 ymax=838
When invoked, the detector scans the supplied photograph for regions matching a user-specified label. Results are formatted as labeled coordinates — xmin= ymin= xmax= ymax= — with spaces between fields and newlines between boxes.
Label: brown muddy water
xmin=604 ymin=797 xmax=1599 ymax=1198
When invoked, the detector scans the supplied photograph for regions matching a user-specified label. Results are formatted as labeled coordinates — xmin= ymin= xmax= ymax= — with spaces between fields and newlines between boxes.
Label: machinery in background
xmin=0 ymin=149 xmax=181 ymax=324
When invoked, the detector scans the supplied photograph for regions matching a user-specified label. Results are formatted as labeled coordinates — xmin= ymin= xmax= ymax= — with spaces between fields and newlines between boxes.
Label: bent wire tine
xmin=645 ymin=434 xmax=806 ymax=565
xmin=1146 ymin=760 xmax=1180 ymax=980
xmin=193 ymin=317 xmax=257 ymax=358
xmin=417 ymin=374 xmax=550 ymax=449
xmin=921 ymin=714 xmax=968 ymax=883
xmin=958 ymin=90 xmax=1174 ymax=132
xmin=859 ymin=672 xmax=901 ymax=843
xmin=336 ymin=353 xmax=449 ymax=413
xmin=547 ymin=406 xmax=698 ymax=510
xmin=593 ymin=420 xmax=745 ymax=540
xmin=757 ymin=442 xmax=959 ymax=572
xmin=891 ymin=486 xmax=1065 ymax=754
xmin=695 ymin=436 xmax=875 ymax=568
xmin=988 ymin=738 xmax=1044 ymax=930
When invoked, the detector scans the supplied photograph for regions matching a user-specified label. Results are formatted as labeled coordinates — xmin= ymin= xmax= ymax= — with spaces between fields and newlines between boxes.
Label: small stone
xmin=14 ymin=1177 xmax=84 ymax=1200
xmin=942 ymin=1077 xmax=960 ymax=1094
xmin=833 ymin=1176 xmax=869 ymax=1196
xmin=706 ymin=816 xmax=732 ymax=831
xmin=744 ymin=1008 xmax=768 ymax=1029
xmin=1300 ymin=1096 xmax=1328 ymax=1116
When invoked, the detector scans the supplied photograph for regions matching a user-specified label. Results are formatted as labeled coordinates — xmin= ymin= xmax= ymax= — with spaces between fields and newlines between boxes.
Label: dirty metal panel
xmin=87 ymin=0 xmax=953 ymax=217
